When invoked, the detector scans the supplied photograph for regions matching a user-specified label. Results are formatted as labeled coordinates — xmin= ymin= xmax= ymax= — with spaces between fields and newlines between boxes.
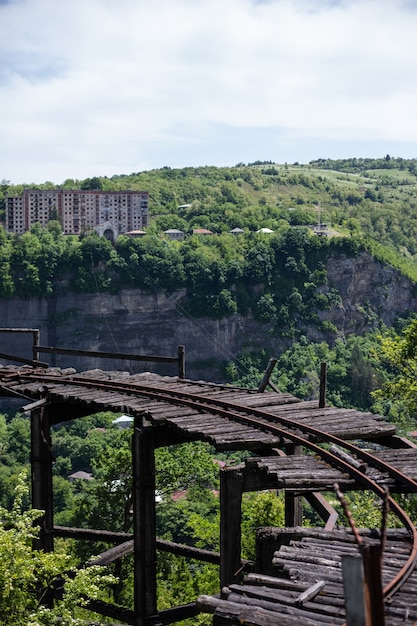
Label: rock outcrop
xmin=0 ymin=252 xmax=415 ymax=381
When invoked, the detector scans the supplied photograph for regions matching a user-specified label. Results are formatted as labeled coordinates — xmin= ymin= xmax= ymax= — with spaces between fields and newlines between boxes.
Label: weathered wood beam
xmin=284 ymin=444 xmax=303 ymax=527
xmin=177 ymin=345 xmax=185 ymax=379
xmin=84 ymin=599 xmax=135 ymax=625
xmin=257 ymin=358 xmax=279 ymax=393
xmin=132 ymin=422 xmax=157 ymax=625
xmin=88 ymin=540 xmax=134 ymax=567
xmin=0 ymin=351 xmax=48 ymax=368
xmin=156 ymin=538 xmax=221 ymax=564
xmin=319 ymin=362 xmax=327 ymax=408
xmin=220 ymin=468 xmax=244 ymax=588
xmin=54 ymin=525 xmax=222 ymax=564
xmin=54 ymin=525 xmax=133 ymax=543
xmin=146 ymin=602 xmax=200 ymax=625
xmin=303 ymin=492 xmax=338 ymax=530
xmin=31 ymin=406 xmax=54 ymax=553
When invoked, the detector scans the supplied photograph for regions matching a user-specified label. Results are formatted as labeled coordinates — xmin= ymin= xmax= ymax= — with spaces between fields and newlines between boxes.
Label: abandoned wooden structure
xmin=1 ymin=331 xmax=417 ymax=624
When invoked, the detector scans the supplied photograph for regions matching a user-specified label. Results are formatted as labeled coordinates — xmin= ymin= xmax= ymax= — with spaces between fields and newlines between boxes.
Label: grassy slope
xmin=3 ymin=158 xmax=417 ymax=281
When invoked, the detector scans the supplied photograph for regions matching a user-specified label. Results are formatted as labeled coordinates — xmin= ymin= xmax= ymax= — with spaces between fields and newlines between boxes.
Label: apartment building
xmin=5 ymin=189 xmax=149 ymax=237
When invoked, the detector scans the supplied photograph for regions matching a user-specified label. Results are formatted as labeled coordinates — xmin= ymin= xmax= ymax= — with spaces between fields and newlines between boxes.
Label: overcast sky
xmin=1 ymin=0 xmax=417 ymax=185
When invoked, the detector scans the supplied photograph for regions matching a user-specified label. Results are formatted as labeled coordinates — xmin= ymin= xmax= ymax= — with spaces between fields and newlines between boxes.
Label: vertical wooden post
xmin=342 ymin=554 xmax=367 ymax=625
xmin=284 ymin=444 xmax=303 ymax=527
xmin=363 ymin=544 xmax=385 ymax=626
xmin=257 ymin=358 xmax=278 ymax=393
xmin=132 ymin=422 xmax=157 ymax=626
xmin=319 ymin=362 xmax=327 ymax=408
xmin=342 ymin=546 xmax=385 ymax=626
xmin=220 ymin=468 xmax=243 ymax=588
xmin=178 ymin=345 xmax=185 ymax=379
xmin=32 ymin=329 xmax=40 ymax=364
xmin=31 ymin=407 xmax=54 ymax=552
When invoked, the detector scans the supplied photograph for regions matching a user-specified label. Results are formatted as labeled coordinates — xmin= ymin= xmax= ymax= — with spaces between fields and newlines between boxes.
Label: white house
xmin=164 ymin=229 xmax=185 ymax=240
xmin=112 ymin=415 xmax=134 ymax=429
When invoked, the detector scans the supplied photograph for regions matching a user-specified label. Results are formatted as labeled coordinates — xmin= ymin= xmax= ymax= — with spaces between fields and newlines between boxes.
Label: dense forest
xmin=3 ymin=157 xmax=417 ymax=623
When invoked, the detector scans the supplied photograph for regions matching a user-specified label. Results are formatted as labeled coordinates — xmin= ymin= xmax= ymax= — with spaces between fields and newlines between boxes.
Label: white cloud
xmin=0 ymin=0 xmax=417 ymax=183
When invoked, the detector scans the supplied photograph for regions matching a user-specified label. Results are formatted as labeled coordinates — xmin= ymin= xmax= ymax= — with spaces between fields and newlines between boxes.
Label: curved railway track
xmin=10 ymin=367 xmax=417 ymax=603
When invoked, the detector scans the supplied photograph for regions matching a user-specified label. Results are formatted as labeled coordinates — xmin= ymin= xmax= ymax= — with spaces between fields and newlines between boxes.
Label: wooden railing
xmin=0 ymin=328 xmax=185 ymax=378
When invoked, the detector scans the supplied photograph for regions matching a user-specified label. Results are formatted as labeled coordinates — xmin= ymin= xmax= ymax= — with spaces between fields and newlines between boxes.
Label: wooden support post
xmin=342 ymin=554 xmax=367 ymax=625
xmin=178 ymin=345 xmax=185 ymax=379
xmin=304 ymin=492 xmax=338 ymax=531
xmin=284 ymin=444 xmax=303 ymax=527
xmin=32 ymin=329 xmax=40 ymax=364
xmin=31 ymin=407 xmax=54 ymax=553
xmin=285 ymin=491 xmax=303 ymax=527
xmin=220 ymin=468 xmax=243 ymax=588
xmin=257 ymin=358 xmax=278 ymax=393
xmin=362 ymin=544 xmax=385 ymax=626
xmin=342 ymin=545 xmax=385 ymax=626
xmin=132 ymin=422 xmax=157 ymax=626
xmin=319 ymin=362 xmax=327 ymax=408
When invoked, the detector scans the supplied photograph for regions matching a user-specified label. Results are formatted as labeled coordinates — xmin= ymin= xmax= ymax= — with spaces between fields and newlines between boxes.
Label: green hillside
xmin=1 ymin=156 xmax=417 ymax=340
xmin=3 ymin=155 xmax=417 ymax=275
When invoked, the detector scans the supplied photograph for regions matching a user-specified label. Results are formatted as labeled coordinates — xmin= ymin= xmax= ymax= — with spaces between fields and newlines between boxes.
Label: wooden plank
xmin=342 ymin=554 xmax=367 ymax=625
xmin=296 ymin=580 xmax=326 ymax=606
xmin=226 ymin=587 xmax=343 ymax=619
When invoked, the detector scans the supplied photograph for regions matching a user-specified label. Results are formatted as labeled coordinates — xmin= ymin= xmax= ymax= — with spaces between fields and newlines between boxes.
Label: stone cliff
xmin=0 ymin=252 xmax=416 ymax=381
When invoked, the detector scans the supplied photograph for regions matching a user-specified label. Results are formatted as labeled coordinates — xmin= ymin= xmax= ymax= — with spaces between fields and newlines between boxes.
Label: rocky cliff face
xmin=0 ymin=252 xmax=415 ymax=381
xmin=325 ymin=252 xmax=416 ymax=331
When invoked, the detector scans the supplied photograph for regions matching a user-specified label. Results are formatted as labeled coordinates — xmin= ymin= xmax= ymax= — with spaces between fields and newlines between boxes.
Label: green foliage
xmin=157 ymin=487 xmax=219 ymax=548
xmin=71 ymin=429 xmax=133 ymax=535
xmin=155 ymin=442 xmax=219 ymax=496
xmin=372 ymin=317 xmax=417 ymax=427
xmin=241 ymin=491 xmax=285 ymax=559
xmin=157 ymin=554 xmax=216 ymax=625
xmin=224 ymin=334 xmax=386 ymax=411
xmin=3 ymin=157 xmax=417 ymax=313
xmin=328 ymin=489 xmax=402 ymax=530
xmin=0 ymin=472 xmax=116 ymax=626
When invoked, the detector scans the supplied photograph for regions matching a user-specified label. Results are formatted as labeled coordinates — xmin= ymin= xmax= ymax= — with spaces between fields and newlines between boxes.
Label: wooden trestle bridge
xmin=2 ymin=331 xmax=417 ymax=625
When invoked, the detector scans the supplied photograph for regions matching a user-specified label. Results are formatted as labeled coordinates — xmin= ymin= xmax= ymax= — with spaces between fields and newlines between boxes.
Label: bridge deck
xmin=0 ymin=367 xmax=397 ymax=449
xmin=199 ymin=528 xmax=417 ymax=625
xmin=233 ymin=451 xmax=417 ymax=494
xmin=2 ymin=365 xmax=417 ymax=625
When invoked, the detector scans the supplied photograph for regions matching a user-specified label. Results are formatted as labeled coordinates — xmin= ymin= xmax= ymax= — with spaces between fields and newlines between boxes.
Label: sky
xmin=1 ymin=0 xmax=417 ymax=185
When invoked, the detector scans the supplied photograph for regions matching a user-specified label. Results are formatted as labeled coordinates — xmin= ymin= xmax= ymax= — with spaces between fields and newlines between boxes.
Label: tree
xmin=0 ymin=472 xmax=116 ymax=626
xmin=241 ymin=491 xmax=285 ymax=559
xmin=72 ymin=430 xmax=133 ymax=534
xmin=0 ymin=228 xmax=14 ymax=297
xmin=373 ymin=318 xmax=417 ymax=426
xmin=243 ymin=241 xmax=274 ymax=283
xmin=254 ymin=293 xmax=278 ymax=323
xmin=348 ymin=343 xmax=378 ymax=409
xmin=155 ymin=442 xmax=219 ymax=496
xmin=80 ymin=176 xmax=102 ymax=190
xmin=5 ymin=416 xmax=31 ymax=466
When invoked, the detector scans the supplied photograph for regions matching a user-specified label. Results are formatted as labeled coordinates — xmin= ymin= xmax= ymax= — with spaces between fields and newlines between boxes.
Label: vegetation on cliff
xmin=2 ymin=157 xmax=417 ymax=336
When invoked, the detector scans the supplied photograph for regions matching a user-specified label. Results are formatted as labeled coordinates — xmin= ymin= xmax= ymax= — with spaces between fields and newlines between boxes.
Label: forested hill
xmin=3 ymin=155 xmax=417 ymax=266
xmin=1 ymin=156 xmax=417 ymax=344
